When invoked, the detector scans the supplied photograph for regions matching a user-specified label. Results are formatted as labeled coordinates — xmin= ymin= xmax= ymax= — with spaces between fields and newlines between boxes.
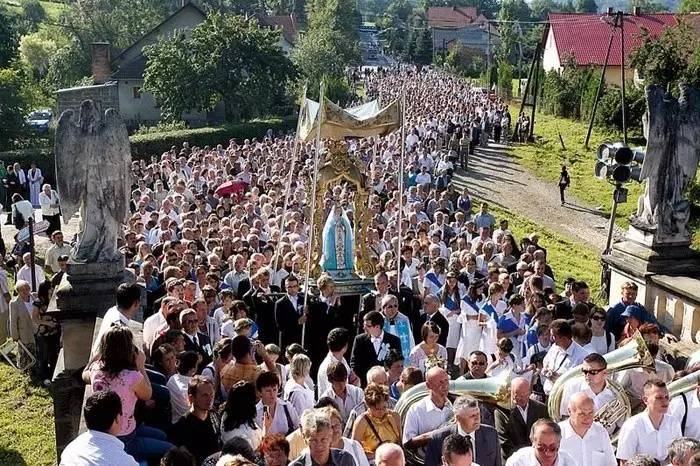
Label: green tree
xmin=0 ymin=6 xmax=21 ymax=68
xmin=630 ymin=24 xmax=700 ymax=89
xmin=293 ymin=26 xmax=356 ymax=102
xmin=414 ymin=28 xmax=433 ymax=65
xmin=307 ymin=0 xmax=361 ymax=43
xmin=20 ymin=0 xmax=46 ymax=32
xmin=20 ymin=33 xmax=58 ymax=77
xmin=497 ymin=59 xmax=513 ymax=98
xmin=0 ymin=68 xmax=32 ymax=150
xmin=144 ymin=13 xmax=294 ymax=122
xmin=445 ymin=44 xmax=485 ymax=77
xmin=43 ymin=39 xmax=92 ymax=90
xmin=530 ymin=0 xmax=558 ymax=18
xmin=575 ymin=0 xmax=597 ymax=12
xmin=679 ymin=0 xmax=700 ymax=12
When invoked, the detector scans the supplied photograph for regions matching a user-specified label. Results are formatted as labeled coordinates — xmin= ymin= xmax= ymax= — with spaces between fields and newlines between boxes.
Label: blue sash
xmin=462 ymin=296 xmax=480 ymax=313
xmin=425 ymin=272 xmax=444 ymax=291
xmin=384 ymin=317 xmax=413 ymax=359
xmin=481 ymin=302 xmax=499 ymax=320
xmin=444 ymin=294 xmax=460 ymax=312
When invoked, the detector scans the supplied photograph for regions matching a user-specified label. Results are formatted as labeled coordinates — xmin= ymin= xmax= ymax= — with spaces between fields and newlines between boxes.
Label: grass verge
xmin=508 ymin=105 xmax=644 ymax=230
xmin=0 ymin=363 xmax=55 ymax=466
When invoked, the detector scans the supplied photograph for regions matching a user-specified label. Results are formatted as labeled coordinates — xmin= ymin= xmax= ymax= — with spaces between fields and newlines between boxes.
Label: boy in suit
xmin=350 ymin=310 xmax=401 ymax=386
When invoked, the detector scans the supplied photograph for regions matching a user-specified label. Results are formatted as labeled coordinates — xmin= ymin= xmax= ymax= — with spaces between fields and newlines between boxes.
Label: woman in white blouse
xmin=220 ymin=381 xmax=264 ymax=450
xmin=39 ymin=184 xmax=61 ymax=237
xmin=589 ymin=307 xmax=616 ymax=355
xmin=409 ymin=322 xmax=448 ymax=374
xmin=283 ymin=354 xmax=315 ymax=417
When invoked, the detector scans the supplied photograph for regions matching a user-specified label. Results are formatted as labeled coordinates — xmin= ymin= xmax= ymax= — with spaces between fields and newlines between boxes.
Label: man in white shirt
xmin=167 ymin=351 xmax=198 ymax=423
xmin=60 ymin=390 xmax=138 ymax=466
xmin=541 ymin=319 xmax=590 ymax=395
xmin=616 ymin=379 xmax=682 ymax=464
xmin=317 ymin=328 xmax=356 ymax=397
xmin=403 ymin=367 xmax=453 ymax=450
xmin=45 ymin=231 xmax=72 ymax=273
xmin=506 ymin=419 xmax=577 ymax=466
xmin=669 ymin=378 xmax=700 ymax=440
xmin=558 ymin=393 xmax=616 ymax=466
xmin=92 ymin=283 xmax=142 ymax=355
xmin=16 ymin=252 xmax=45 ymax=292
xmin=559 ymin=353 xmax=616 ymax=418
xmin=142 ymin=296 xmax=179 ymax=355
xmin=319 ymin=360 xmax=364 ymax=425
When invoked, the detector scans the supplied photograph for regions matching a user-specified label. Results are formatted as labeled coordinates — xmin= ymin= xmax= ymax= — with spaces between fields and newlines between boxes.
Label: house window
xmin=133 ymin=87 xmax=142 ymax=99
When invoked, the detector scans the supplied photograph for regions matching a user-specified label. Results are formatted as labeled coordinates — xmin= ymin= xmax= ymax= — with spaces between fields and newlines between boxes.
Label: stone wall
xmin=56 ymin=82 xmax=119 ymax=119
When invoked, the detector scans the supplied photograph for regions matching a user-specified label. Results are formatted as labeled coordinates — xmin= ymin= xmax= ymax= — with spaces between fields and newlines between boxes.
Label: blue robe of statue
xmin=320 ymin=207 xmax=355 ymax=271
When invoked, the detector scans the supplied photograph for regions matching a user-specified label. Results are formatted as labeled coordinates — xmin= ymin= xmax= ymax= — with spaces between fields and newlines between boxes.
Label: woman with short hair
xmin=283 ymin=353 xmax=315 ymax=417
xmin=351 ymin=384 xmax=402 ymax=460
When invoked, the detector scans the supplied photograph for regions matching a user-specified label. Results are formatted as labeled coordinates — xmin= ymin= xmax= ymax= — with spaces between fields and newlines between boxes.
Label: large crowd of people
xmin=2 ymin=66 xmax=699 ymax=466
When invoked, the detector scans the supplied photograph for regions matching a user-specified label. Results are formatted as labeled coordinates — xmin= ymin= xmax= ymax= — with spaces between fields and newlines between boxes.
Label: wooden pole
xmin=28 ymin=217 xmax=36 ymax=291
xmin=584 ymin=30 xmax=615 ymax=149
xmin=301 ymin=81 xmax=325 ymax=348
xmin=396 ymin=91 xmax=406 ymax=292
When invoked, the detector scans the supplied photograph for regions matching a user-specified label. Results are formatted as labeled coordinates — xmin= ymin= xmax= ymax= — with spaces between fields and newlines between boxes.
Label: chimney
xmin=633 ymin=6 xmax=641 ymax=15
xmin=91 ymin=42 xmax=111 ymax=85
xmin=607 ymin=7 xmax=614 ymax=14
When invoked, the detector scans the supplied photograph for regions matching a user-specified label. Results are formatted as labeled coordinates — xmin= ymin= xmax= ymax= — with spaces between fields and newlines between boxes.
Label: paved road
xmin=453 ymin=142 xmax=622 ymax=252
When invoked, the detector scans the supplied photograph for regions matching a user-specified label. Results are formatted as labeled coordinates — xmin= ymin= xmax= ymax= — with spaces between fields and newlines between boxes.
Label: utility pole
xmin=619 ymin=10 xmax=627 ymax=145
xmin=486 ymin=21 xmax=491 ymax=89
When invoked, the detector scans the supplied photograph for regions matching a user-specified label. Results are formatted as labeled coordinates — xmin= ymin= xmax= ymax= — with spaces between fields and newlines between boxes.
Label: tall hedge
xmin=129 ymin=117 xmax=297 ymax=161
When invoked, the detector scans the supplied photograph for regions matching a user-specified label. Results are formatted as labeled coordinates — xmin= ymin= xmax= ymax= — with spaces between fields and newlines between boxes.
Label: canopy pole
xmin=301 ymin=81 xmax=325 ymax=348
xmin=396 ymin=91 xmax=407 ymax=292
xmin=272 ymin=85 xmax=306 ymax=270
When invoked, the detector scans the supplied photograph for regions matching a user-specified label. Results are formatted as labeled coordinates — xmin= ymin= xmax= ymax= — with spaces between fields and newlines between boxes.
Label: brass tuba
xmin=547 ymin=332 xmax=655 ymax=436
xmin=395 ymin=369 xmax=513 ymax=420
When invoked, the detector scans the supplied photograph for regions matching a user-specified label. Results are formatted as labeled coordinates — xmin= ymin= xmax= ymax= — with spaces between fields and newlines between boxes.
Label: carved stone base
xmin=53 ymin=259 xmax=134 ymax=319
xmin=603 ymin=240 xmax=700 ymax=277
xmin=627 ymin=224 xmax=692 ymax=249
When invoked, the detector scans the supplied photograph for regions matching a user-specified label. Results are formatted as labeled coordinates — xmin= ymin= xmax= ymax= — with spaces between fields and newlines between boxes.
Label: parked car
xmin=26 ymin=109 xmax=53 ymax=134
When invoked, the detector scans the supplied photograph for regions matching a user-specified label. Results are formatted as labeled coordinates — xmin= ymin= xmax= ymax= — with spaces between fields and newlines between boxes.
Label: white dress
xmin=456 ymin=299 xmax=483 ymax=361
xmin=28 ymin=168 xmax=43 ymax=207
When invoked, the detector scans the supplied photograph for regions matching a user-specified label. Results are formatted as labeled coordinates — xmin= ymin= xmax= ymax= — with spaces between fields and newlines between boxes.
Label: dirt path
xmin=454 ymin=142 xmax=623 ymax=252
xmin=1 ymin=210 xmax=81 ymax=261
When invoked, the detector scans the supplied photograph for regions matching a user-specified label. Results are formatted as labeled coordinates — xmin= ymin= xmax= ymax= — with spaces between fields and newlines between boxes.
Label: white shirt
xmin=142 ymin=311 xmax=168 ymax=354
xmin=167 ymin=373 xmax=192 ymax=423
xmin=256 ymin=398 xmax=300 ymax=435
xmin=60 ymin=430 xmax=138 ymax=466
xmin=506 ymin=447 xmax=578 ymax=466
xmin=45 ymin=243 xmax=71 ymax=273
xmin=559 ymin=379 xmax=616 ymax=417
xmin=402 ymin=396 xmax=453 ymax=443
xmin=284 ymin=379 xmax=315 ymax=418
xmin=17 ymin=264 xmax=45 ymax=292
xmin=558 ymin=419 xmax=617 ymax=466
xmin=669 ymin=388 xmax=700 ymax=440
xmin=317 ymin=352 xmax=351 ymax=397
xmin=320 ymin=384 xmax=365 ymax=424
xmin=220 ymin=416 xmax=263 ymax=450
xmin=92 ymin=306 xmax=130 ymax=355
xmin=616 ymin=411 xmax=682 ymax=461
xmin=542 ymin=341 xmax=589 ymax=394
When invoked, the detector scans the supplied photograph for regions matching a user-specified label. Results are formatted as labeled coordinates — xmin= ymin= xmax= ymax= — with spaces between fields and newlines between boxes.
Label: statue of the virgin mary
xmin=320 ymin=204 xmax=355 ymax=272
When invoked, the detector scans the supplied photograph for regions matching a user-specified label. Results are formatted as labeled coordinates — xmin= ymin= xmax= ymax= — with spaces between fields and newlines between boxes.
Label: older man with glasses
xmin=558 ymin=393 xmax=616 ymax=466
xmin=380 ymin=295 xmax=415 ymax=360
xmin=425 ymin=395 xmax=501 ymax=466
xmin=506 ymin=419 xmax=576 ymax=466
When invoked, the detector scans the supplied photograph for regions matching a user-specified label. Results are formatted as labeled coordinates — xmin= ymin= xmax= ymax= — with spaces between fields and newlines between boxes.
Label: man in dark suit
xmin=274 ymin=274 xmax=304 ymax=351
xmin=425 ymin=395 xmax=501 ymax=466
xmin=358 ymin=271 xmax=397 ymax=334
xmin=494 ymin=377 xmax=549 ymax=462
xmin=418 ymin=295 xmax=449 ymax=347
xmin=243 ymin=267 xmax=281 ymax=345
xmin=350 ymin=310 xmax=401 ymax=386
xmin=180 ymin=308 xmax=212 ymax=372
xmin=553 ymin=280 xmax=591 ymax=320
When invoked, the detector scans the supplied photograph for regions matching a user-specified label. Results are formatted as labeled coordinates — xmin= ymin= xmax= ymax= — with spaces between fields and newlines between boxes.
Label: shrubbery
xmin=539 ymin=58 xmax=645 ymax=133
xmin=129 ymin=117 xmax=297 ymax=160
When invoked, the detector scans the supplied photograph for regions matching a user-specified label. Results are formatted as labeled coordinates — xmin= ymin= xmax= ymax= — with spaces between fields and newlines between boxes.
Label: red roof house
xmin=427 ymin=7 xmax=483 ymax=28
xmin=543 ymin=12 xmax=678 ymax=86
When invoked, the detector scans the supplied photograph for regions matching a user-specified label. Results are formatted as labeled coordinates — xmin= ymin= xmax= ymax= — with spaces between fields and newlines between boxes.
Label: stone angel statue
xmin=632 ymin=85 xmax=700 ymax=245
xmin=54 ymin=100 xmax=131 ymax=263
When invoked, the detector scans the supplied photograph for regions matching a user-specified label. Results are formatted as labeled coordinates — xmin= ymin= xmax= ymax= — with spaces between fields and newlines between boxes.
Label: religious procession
xmin=2 ymin=65 xmax=699 ymax=466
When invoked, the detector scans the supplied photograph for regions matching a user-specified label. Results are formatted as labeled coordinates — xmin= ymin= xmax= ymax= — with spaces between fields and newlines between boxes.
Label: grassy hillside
xmin=2 ymin=0 xmax=67 ymax=21
xmin=509 ymin=105 xmax=644 ymax=230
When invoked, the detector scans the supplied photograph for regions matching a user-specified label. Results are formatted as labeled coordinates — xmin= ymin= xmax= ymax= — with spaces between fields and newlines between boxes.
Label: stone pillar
xmin=49 ymin=260 xmax=131 ymax=459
